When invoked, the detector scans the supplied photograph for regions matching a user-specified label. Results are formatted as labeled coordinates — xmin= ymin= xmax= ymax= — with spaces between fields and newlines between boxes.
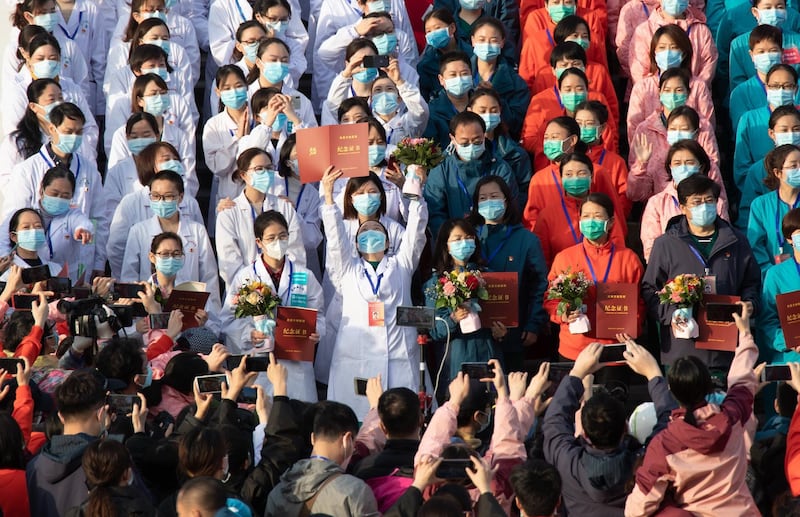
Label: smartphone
xmin=21 ymin=265 xmax=51 ymax=284
xmin=12 ymin=294 xmax=38 ymax=310
xmin=148 ymin=313 xmax=171 ymax=330
xmin=72 ymin=286 xmax=92 ymax=299
xmin=245 ymin=356 xmax=269 ymax=372
xmin=435 ymin=459 xmax=473 ymax=479
xmin=545 ymin=362 xmax=575 ymax=399
xmin=46 ymin=277 xmax=72 ymax=295
xmin=195 ymin=374 xmax=227 ymax=394
xmin=106 ymin=394 xmax=140 ymax=414
xmin=291 ymin=94 xmax=301 ymax=111
xmin=461 ymin=362 xmax=494 ymax=379
xmin=0 ymin=357 xmax=24 ymax=372
xmin=362 ymin=54 xmax=389 ymax=68
xmin=226 ymin=354 xmax=245 ymax=370
xmin=114 ymin=282 xmax=145 ymax=299
xmin=705 ymin=303 xmax=742 ymax=323
xmin=762 ymin=364 xmax=792 ymax=382
xmin=354 ymin=377 xmax=368 ymax=396
xmin=396 ymin=306 xmax=435 ymax=329
xmin=238 ymin=386 xmax=258 ymax=404
xmin=598 ymin=344 xmax=627 ymax=364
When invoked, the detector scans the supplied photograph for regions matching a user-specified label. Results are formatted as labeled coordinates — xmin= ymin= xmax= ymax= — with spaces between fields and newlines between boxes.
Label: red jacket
xmin=787 ymin=394 xmax=800 ymax=495
xmin=520 ymin=0 xmax=608 ymax=27
xmin=544 ymin=240 xmax=644 ymax=359
xmin=0 ymin=470 xmax=29 ymax=517
xmin=12 ymin=325 xmax=43 ymax=366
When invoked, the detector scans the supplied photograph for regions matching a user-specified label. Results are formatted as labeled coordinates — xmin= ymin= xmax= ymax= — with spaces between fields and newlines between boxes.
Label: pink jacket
xmin=624 ymin=332 xmax=760 ymax=517
xmin=628 ymin=7 xmax=717 ymax=87
xmin=627 ymin=110 xmax=724 ymax=201
xmin=640 ymin=183 xmax=729 ymax=261
xmin=627 ymin=75 xmax=716 ymax=146
xmin=616 ymin=0 xmax=661 ymax=75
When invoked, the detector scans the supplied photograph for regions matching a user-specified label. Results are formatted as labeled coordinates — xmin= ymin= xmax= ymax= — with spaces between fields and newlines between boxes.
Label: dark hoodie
xmin=26 ymin=433 xmax=98 ymax=517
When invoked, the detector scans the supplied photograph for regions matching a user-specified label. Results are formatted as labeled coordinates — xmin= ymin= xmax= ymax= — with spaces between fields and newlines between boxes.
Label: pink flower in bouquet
xmin=232 ymin=294 xmax=239 ymax=305
xmin=670 ymin=292 xmax=682 ymax=303
xmin=443 ymin=281 xmax=456 ymax=296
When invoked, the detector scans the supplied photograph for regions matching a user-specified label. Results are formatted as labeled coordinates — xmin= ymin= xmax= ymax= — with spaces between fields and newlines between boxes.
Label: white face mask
xmin=264 ymin=238 xmax=289 ymax=260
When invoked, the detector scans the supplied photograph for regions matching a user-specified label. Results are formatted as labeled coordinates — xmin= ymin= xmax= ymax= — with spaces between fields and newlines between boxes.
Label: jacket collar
xmin=665 ymin=215 xmax=739 ymax=259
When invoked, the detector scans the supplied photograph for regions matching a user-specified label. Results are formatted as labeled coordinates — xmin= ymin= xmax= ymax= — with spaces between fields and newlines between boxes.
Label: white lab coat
xmin=1 ymin=146 xmax=107 ymax=270
xmin=104 ymin=91 xmax=197 ymax=155
xmin=319 ymin=199 xmax=428 ymax=419
xmin=105 ymin=39 xmax=196 ymax=96
xmin=54 ymin=0 xmax=108 ymax=114
xmin=202 ymin=107 xmax=247 ymax=211
xmin=107 ymin=189 xmax=204 ymax=278
xmin=311 ymin=0 xmax=419 ymax=111
xmin=0 ymin=254 xmax=63 ymax=281
xmin=0 ymin=132 xmax=45 ymax=173
xmin=214 ymin=190 xmax=306 ymax=287
xmin=120 ymin=215 xmax=222 ymax=335
xmin=107 ymin=124 xmax=198 ymax=197
xmin=279 ymin=175 xmax=323 ymax=281
xmin=1 ymin=70 xmax=98 ymax=162
xmin=41 ymin=209 xmax=95 ymax=283
xmin=110 ymin=0 xmax=209 ymax=50
xmin=323 ymin=170 xmax=408 ymax=224
xmin=104 ymin=62 xmax=193 ymax=109
xmin=222 ymin=257 xmax=323 ymax=401
xmin=102 ymin=156 xmax=141 ymax=220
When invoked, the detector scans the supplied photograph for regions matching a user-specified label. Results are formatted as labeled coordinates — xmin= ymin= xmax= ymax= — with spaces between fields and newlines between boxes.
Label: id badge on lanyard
xmin=289 ymin=269 xmax=308 ymax=307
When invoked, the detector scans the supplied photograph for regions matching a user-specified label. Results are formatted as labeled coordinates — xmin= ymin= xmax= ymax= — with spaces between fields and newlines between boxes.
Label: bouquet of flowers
xmin=391 ymin=137 xmax=444 ymax=199
xmin=658 ymin=274 xmax=705 ymax=339
xmin=546 ymin=270 xmax=593 ymax=334
xmin=427 ymin=270 xmax=489 ymax=333
xmin=232 ymin=280 xmax=281 ymax=350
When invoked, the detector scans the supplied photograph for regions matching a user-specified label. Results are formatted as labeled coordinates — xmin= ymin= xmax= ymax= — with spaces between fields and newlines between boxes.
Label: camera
xmin=58 ymin=296 xmax=134 ymax=339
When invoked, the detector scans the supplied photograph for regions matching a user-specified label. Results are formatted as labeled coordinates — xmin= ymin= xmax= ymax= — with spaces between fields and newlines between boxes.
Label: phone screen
xmin=763 ymin=365 xmax=792 ymax=382
xmin=545 ymin=362 xmax=575 ymax=399
xmin=598 ymin=344 xmax=627 ymax=363
xmin=115 ymin=283 xmax=145 ymax=299
xmin=226 ymin=355 xmax=245 ymax=370
xmin=21 ymin=265 xmax=51 ymax=284
xmin=705 ymin=303 xmax=742 ymax=323
xmin=0 ymin=358 xmax=24 ymax=372
xmin=195 ymin=374 xmax=227 ymax=393
xmin=12 ymin=294 xmax=38 ymax=310
xmin=46 ymin=277 xmax=72 ymax=295
xmin=148 ymin=313 xmax=171 ymax=330
xmin=396 ymin=306 xmax=435 ymax=329
xmin=461 ymin=362 xmax=494 ymax=379
xmin=245 ymin=356 xmax=269 ymax=372
xmin=238 ymin=386 xmax=258 ymax=404
xmin=107 ymin=394 xmax=139 ymax=414
xmin=435 ymin=459 xmax=472 ymax=479
xmin=354 ymin=377 xmax=368 ymax=396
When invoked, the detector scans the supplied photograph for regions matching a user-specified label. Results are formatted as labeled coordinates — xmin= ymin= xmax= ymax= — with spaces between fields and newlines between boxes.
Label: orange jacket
xmin=521 ymin=88 xmax=619 ymax=170
xmin=520 ymin=0 xmax=608 ymax=27
xmin=529 ymin=63 xmax=619 ymax=126
xmin=544 ymin=240 xmax=644 ymax=360
xmin=13 ymin=325 xmax=43 ymax=366
xmin=586 ymin=145 xmax=631 ymax=217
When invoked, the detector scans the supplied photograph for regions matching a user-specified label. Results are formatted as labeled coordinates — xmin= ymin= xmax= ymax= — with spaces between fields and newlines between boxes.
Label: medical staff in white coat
xmin=1 ymin=103 xmax=106 ymax=278
xmin=107 ymin=149 xmax=204 ymax=278
xmin=0 ymin=78 xmax=62 ymax=172
xmin=312 ymin=0 xmax=418 ymax=111
xmin=222 ymin=210 xmax=323 ymax=401
xmin=320 ymin=165 xmax=429 ymax=419
xmin=0 ymin=208 xmax=63 ymax=281
xmin=1 ymin=33 xmax=98 ymax=160
xmin=120 ymin=172 xmax=222 ymax=335
xmin=111 ymin=0 xmax=207 ymax=50
xmin=104 ymin=44 xmax=193 ymax=109
xmin=215 ymin=148 xmax=305 ymax=287
xmin=206 ymin=21 xmax=266 ymax=111
xmin=360 ymin=63 xmax=428 ymax=146
xmin=277 ymin=134 xmax=323 ymax=280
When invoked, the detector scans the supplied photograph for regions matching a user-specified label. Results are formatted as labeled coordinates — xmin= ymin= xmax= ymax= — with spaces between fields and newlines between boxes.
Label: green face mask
xmin=561 ymin=90 xmax=587 ymax=111
xmin=568 ymin=37 xmax=590 ymax=50
xmin=543 ymin=138 xmax=566 ymax=161
xmin=579 ymin=218 xmax=608 ymax=240
xmin=580 ymin=126 xmax=600 ymax=144
xmin=563 ymin=176 xmax=591 ymax=196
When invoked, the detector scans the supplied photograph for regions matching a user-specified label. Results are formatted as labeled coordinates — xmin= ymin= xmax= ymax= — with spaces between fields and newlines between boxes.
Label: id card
xmin=703 ymin=275 xmax=717 ymax=295
xmin=289 ymin=271 xmax=308 ymax=307
xmin=784 ymin=47 xmax=800 ymax=64
xmin=368 ymin=301 xmax=385 ymax=327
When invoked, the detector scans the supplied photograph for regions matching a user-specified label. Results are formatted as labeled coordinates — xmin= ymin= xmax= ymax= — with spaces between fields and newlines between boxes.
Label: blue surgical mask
xmin=155 ymin=256 xmax=184 ymax=277
xmin=785 ymin=167 xmax=800 ymax=188
xmin=143 ymin=66 xmax=169 ymax=81
xmin=32 ymin=59 xmax=60 ymax=79
xmin=478 ymin=199 xmax=506 ymax=221
xmin=480 ymin=112 xmax=501 ymax=132
xmin=137 ymin=365 xmax=153 ymax=388
xmin=654 ymin=49 xmax=683 ymax=72
xmin=261 ymin=61 xmax=289 ymax=84
xmin=666 ymin=129 xmax=695 ymax=145
xmin=220 ymin=87 xmax=248 ymax=110
xmin=128 ymin=136 xmax=157 ymax=155
xmin=289 ymin=158 xmax=299 ymax=175
xmin=353 ymin=67 xmax=378 ymax=83
xmin=689 ymin=202 xmax=717 ymax=227
xmin=147 ymin=39 xmax=170 ymax=55
xmin=473 ymin=42 xmax=501 ymax=61
xmin=366 ymin=0 xmax=389 ymax=12
xmin=272 ymin=112 xmax=287 ymax=131
xmin=55 ymin=133 xmax=82 ymax=154
xmin=352 ymin=193 xmax=382 ymax=216
xmin=265 ymin=20 xmax=288 ymax=37
xmin=661 ymin=0 xmax=688 ymax=17
xmin=449 ymin=238 xmax=476 ymax=261
xmin=151 ymin=199 xmax=178 ymax=218
xmin=444 ymin=76 xmax=472 ymax=96
xmin=671 ymin=164 xmax=700 ymax=184
xmin=38 ymin=101 xmax=61 ymax=122
xmin=372 ymin=91 xmax=399 ymax=116
xmin=567 ymin=37 xmax=590 ymax=50
xmin=767 ymin=88 xmax=795 ymax=108
xmin=758 ymin=7 xmax=787 ymax=26
xmin=793 ymin=233 xmax=800 ymax=251
xmin=243 ymin=42 xmax=259 ymax=62
xmin=368 ymin=144 xmax=386 ymax=166
xmin=143 ymin=93 xmax=170 ymax=116
xmin=41 ymin=195 xmax=71 ymax=216
xmin=775 ymin=131 xmax=800 ymax=146
xmin=753 ymin=51 xmax=782 ymax=75
xmin=250 ymin=168 xmax=274 ymax=193
xmin=165 ymin=0 xmax=177 ymax=8
xmin=357 ymin=229 xmax=386 ymax=253
xmin=372 ymin=33 xmax=397 ymax=55
xmin=141 ymin=10 xmax=167 ymax=22
xmin=33 ymin=12 xmax=58 ymax=31
xmin=455 ymin=142 xmax=485 ymax=161
xmin=159 ymin=159 xmax=184 ymax=175
xmin=426 ymin=27 xmax=451 ymax=49
xmin=459 ymin=0 xmax=485 ymax=8
xmin=16 ymin=228 xmax=46 ymax=252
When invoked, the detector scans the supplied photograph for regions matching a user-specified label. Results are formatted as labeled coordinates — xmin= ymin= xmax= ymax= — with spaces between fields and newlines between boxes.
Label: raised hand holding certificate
xmin=296 ymin=123 xmax=370 ymax=183
xmin=777 ymin=290 xmax=800 ymax=351
xmin=595 ymin=283 xmax=639 ymax=339
xmin=274 ymin=307 xmax=318 ymax=362
xmin=164 ymin=282 xmax=210 ymax=331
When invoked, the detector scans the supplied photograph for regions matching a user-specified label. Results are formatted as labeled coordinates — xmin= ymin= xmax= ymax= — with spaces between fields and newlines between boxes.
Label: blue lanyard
xmin=234 ymin=0 xmax=247 ymax=21
xmin=671 ymin=195 xmax=679 ymax=209
xmin=45 ymin=222 xmax=54 ymax=260
xmin=551 ymin=170 xmax=582 ymax=244
xmin=688 ymin=245 xmax=709 ymax=274
xmin=58 ymin=11 xmax=83 ymax=40
xmin=449 ymin=100 xmax=460 ymax=116
xmin=480 ymin=225 xmax=512 ymax=263
xmin=473 ymin=67 xmax=494 ymax=86
xmin=253 ymin=259 xmax=294 ymax=303
xmin=597 ymin=149 xmax=606 ymax=166
xmin=642 ymin=3 xmax=649 ymax=16
xmin=583 ymin=244 xmax=615 ymax=284
xmin=776 ymin=191 xmax=800 ymax=254
xmin=250 ymin=203 xmax=258 ymax=221
xmin=455 ymin=170 xmax=487 ymax=211
xmin=39 ymin=150 xmax=81 ymax=186
xmin=686 ymin=25 xmax=692 ymax=37
xmin=364 ymin=268 xmax=383 ymax=296
xmin=284 ymin=177 xmax=306 ymax=208
xmin=546 ymin=29 xmax=554 ymax=46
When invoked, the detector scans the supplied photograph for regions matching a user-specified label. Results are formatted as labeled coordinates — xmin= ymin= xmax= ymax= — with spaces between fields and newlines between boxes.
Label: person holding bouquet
xmin=545 ymin=192 xmax=644 ymax=362
xmin=221 ymin=210 xmax=323 ymax=402
xmin=320 ymin=164 xmax=431 ymax=419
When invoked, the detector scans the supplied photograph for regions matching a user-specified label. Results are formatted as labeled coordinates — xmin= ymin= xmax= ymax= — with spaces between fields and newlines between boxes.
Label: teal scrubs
xmin=737 ymin=158 xmax=771 ymax=229
xmin=470 ymin=56 xmax=531 ymax=139
xmin=729 ymin=75 xmax=767 ymax=134
xmin=760 ymin=256 xmax=800 ymax=362
xmin=488 ymin=135 xmax=533 ymax=212
xmin=746 ymin=190 xmax=799 ymax=274
xmin=423 ymin=90 xmax=463 ymax=150
xmin=729 ymin=30 xmax=800 ymax=93
xmin=416 ymin=39 xmax=475 ymax=102
xmin=734 ymin=106 xmax=773 ymax=190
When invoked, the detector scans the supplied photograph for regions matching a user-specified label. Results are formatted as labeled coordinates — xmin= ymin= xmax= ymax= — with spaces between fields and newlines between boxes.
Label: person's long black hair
xmin=431 ymin=219 xmax=483 ymax=275
xmin=11 ymin=78 xmax=59 ymax=160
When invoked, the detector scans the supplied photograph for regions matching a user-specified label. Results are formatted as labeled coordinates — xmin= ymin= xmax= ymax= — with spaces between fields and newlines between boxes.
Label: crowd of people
xmin=3 ymin=0 xmax=800 ymax=514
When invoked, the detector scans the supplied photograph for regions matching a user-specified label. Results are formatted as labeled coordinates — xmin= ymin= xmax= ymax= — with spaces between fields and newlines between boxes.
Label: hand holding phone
xmin=21 ymin=265 xmax=51 ymax=284
xmin=461 ymin=362 xmax=494 ymax=379
xmin=195 ymin=374 xmax=227 ymax=394
xmin=598 ymin=344 xmax=627 ymax=364
xmin=435 ymin=459 xmax=473 ymax=480
xmin=762 ymin=364 xmax=792 ymax=382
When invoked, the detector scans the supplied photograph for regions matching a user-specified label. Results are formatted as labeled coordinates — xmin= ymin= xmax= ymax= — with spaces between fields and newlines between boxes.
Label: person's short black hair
xmin=254 ymin=210 xmax=289 ymax=240
xmin=312 ymin=401 xmax=358 ymax=440
xmin=95 ymin=337 xmax=146 ymax=387
xmin=438 ymin=50 xmax=471 ymax=74
xmin=337 ymin=96 xmax=371 ymax=123
xmin=777 ymin=382 xmax=799 ymax=417
xmin=449 ymin=110 xmax=486 ymax=136
xmin=49 ymin=102 xmax=86 ymax=127
xmin=553 ymin=14 xmax=591 ymax=43
xmin=471 ymin=16 xmax=505 ymax=39
xmin=162 ymin=352 xmax=209 ymax=395
xmin=149 ymin=170 xmax=185 ymax=194
xmin=550 ymin=41 xmax=586 ymax=67
xmin=581 ymin=192 xmax=615 ymax=220
xmin=667 ymin=355 xmax=714 ymax=412
xmin=575 ymin=99 xmax=608 ymax=125
xmin=178 ymin=477 xmax=227 ymax=514
xmin=510 ymin=460 xmax=562 ymax=516
xmin=455 ymin=379 xmax=492 ymax=428
xmin=580 ymin=391 xmax=626 ymax=449
xmin=378 ymin=387 xmax=420 ymax=437
xmin=55 ymin=369 xmax=107 ymax=418
xmin=676 ymin=174 xmax=720 ymax=205
xmin=2 ymin=310 xmax=35 ymax=353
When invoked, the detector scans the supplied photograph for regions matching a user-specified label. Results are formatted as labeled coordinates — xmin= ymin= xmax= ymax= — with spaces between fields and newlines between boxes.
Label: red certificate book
xmin=274 ymin=307 xmax=318 ymax=362
xmin=478 ymin=272 xmax=519 ymax=328
xmin=296 ymin=123 xmax=370 ymax=183
xmin=777 ymin=290 xmax=800 ymax=350
xmin=164 ymin=282 xmax=210 ymax=331
xmin=595 ymin=283 xmax=639 ymax=339
xmin=695 ymin=294 xmax=740 ymax=352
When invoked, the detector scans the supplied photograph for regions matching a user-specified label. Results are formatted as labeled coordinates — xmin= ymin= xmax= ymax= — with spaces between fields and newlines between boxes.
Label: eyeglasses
xmin=150 ymin=193 xmax=178 ymax=202
xmin=248 ymin=166 xmax=276 ymax=173
xmin=154 ymin=251 xmax=184 ymax=258
xmin=685 ymin=198 xmax=716 ymax=207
